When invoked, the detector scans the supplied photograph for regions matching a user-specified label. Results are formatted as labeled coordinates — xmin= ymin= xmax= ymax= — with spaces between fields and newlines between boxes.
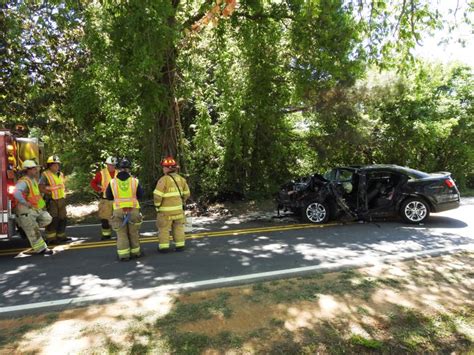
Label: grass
xmin=387 ymin=307 xmax=474 ymax=352
xmin=151 ymin=255 xmax=474 ymax=354
xmin=156 ymin=291 xmax=233 ymax=328
xmin=247 ymin=270 xmax=385 ymax=304
xmin=0 ymin=313 xmax=59 ymax=347
xmin=350 ymin=334 xmax=384 ymax=349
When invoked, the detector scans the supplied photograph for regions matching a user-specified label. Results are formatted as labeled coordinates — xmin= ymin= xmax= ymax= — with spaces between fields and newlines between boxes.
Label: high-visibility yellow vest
xmin=153 ymin=173 xmax=190 ymax=216
xmin=100 ymin=168 xmax=113 ymax=198
xmin=110 ymin=177 xmax=140 ymax=209
xmin=19 ymin=176 xmax=46 ymax=209
xmin=42 ymin=170 xmax=65 ymax=200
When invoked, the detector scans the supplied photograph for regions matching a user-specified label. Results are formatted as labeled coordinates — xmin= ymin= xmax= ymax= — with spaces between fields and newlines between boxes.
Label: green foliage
xmin=362 ymin=64 xmax=474 ymax=188
xmin=2 ymin=0 xmax=472 ymax=199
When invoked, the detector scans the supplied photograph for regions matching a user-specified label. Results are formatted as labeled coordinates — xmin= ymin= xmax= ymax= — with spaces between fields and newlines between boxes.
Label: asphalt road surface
xmin=1 ymin=198 xmax=473 ymax=315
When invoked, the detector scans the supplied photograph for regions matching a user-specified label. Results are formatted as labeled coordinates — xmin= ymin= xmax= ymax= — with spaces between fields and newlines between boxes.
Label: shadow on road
xmin=0 ymin=212 xmax=472 ymax=309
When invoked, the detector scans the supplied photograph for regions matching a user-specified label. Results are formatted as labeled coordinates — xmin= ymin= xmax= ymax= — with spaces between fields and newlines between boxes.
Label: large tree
xmin=2 ymin=0 xmax=471 ymax=195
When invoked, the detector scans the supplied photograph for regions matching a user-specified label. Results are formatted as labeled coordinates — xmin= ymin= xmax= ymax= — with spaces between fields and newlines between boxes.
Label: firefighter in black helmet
xmin=105 ymin=158 xmax=144 ymax=261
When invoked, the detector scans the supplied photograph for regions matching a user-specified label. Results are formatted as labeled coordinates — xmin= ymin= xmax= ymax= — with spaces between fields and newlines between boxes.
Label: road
xmin=0 ymin=198 xmax=473 ymax=315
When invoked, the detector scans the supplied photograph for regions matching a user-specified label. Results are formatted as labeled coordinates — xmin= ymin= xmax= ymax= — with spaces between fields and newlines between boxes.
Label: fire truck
xmin=0 ymin=129 xmax=45 ymax=238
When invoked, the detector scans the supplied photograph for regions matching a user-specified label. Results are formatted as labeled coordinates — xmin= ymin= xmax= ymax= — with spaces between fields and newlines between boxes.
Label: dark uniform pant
xmin=111 ymin=208 xmax=142 ymax=259
xmin=45 ymin=198 xmax=67 ymax=241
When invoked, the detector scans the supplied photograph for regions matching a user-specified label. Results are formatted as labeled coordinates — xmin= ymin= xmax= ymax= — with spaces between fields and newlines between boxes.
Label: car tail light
xmin=444 ymin=178 xmax=455 ymax=188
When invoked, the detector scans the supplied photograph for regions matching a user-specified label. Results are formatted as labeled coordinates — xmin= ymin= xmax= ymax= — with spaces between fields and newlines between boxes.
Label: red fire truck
xmin=0 ymin=129 xmax=44 ymax=238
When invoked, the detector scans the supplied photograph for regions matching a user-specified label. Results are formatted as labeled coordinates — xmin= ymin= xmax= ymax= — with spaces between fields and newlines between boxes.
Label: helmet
xmin=47 ymin=155 xmax=61 ymax=164
xmin=117 ymin=158 xmax=131 ymax=169
xmin=160 ymin=156 xmax=177 ymax=167
xmin=105 ymin=156 xmax=117 ymax=165
xmin=22 ymin=160 xmax=39 ymax=170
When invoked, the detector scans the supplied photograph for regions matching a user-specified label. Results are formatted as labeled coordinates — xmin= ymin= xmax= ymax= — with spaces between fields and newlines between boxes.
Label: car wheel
xmin=400 ymin=197 xmax=430 ymax=224
xmin=301 ymin=201 xmax=330 ymax=224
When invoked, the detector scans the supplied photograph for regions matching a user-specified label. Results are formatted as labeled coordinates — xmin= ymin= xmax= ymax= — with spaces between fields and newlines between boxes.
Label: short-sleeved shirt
xmin=13 ymin=180 xmax=29 ymax=205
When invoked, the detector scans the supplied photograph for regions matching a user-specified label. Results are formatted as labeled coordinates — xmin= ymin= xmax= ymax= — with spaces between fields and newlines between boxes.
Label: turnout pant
xmin=45 ymin=198 xmax=67 ymax=241
xmin=111 ymin=208 xmax=142 ymax=259
xmin=15 ymin=205 xmax=52 ymax=253
xmin=98 ymin=198 xmax=113 ymax=237
xmin=156 ymin=213 xmax=186 ymax=250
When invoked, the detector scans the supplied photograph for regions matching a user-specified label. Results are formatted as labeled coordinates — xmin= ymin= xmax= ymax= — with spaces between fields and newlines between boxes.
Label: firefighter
xmin=90 ymin=156 xmax=117 ymax=239
xmin=13 ymin=160 xmax=53 ymax=255
xmin=39 ymin=155 xmax=70 ymax=244
xmin=105 ymin=158 xmax=144 ymax=261
xmin=154 ymin=156 xmax=190 ymax=253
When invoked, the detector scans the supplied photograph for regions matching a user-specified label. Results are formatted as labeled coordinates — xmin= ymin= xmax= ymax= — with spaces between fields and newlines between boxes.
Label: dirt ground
xmin=66 ymin=197 xmax=278 ymax=225
xmin=1 ymin=252 xmax=472 ymax=354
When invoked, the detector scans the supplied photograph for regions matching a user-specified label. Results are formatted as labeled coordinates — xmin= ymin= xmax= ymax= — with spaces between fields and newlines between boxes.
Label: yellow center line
xmin=0 ymin=222 xmax=344 ymax=256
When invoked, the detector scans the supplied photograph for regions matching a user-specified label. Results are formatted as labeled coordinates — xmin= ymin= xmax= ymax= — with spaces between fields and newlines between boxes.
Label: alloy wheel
xmin=404 ymin=201 xmax=427 ymax=222
xmin=305 ymin=202 xmax=327 ymax=223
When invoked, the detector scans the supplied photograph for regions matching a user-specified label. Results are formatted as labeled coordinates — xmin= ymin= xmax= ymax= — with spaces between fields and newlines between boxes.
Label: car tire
xmin=301 ymin=201 xmax=330 ymax=224
xmin=400 ymin=197 xmax=430 ymax=224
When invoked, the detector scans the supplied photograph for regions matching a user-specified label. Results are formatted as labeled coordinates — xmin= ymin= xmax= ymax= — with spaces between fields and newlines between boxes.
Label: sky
xmin=414 ymin=0 xmax=473 ymax=67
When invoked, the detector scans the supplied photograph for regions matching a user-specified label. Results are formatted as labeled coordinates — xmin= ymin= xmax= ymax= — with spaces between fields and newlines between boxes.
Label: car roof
xmin=336 ymin=164 xmax=427 ymax=175
xmin=337 ymin=164 xmax=401 ymax=170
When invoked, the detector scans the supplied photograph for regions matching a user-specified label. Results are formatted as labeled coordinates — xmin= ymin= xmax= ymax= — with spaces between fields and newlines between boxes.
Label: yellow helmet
xmin=47 ymin=155 xmax=61 ymax=164
xmin=22 ymin=160 xmax=39 ymax=170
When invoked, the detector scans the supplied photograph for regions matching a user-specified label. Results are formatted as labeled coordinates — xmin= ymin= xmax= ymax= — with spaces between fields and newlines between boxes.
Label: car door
xmin=366 ymin=170 xmax=401 ymax=215
xmin=331 ymin=168 xmax=359 ymax=216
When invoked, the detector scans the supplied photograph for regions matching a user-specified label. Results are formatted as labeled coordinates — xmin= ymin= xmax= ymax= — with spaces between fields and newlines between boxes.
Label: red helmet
xmin=160 ymin=156 xmax=177 ymax=167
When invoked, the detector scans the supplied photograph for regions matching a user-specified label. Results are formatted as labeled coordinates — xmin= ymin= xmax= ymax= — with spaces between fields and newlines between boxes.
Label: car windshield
xmin=337 ymin=169 xmax=353 ymax=182
xmin=323 ymin=169 xmax=337 ymax=181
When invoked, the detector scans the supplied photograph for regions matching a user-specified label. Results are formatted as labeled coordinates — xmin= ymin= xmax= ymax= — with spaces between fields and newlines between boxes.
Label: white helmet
xmin=105 ymin=156 xmax=117 ymax=165
xmin=22 ymin=160 xmax=39 ymax=170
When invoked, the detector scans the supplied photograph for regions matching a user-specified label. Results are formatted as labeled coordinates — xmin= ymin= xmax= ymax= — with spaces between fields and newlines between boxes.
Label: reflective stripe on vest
xmin=20 ymin=177 xmax=46 ymax=209
xmin=110 ymin=177 xmax=140 ymax=209
xmin=43 ymin=171 xmax=65 ymax=200
xmin=100 ymin=168 xmax=113 ymax=198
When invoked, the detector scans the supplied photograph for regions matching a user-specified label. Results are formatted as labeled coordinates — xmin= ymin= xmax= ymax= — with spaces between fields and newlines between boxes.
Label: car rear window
xmin=403 ymin=168 xmax=430 ymax=180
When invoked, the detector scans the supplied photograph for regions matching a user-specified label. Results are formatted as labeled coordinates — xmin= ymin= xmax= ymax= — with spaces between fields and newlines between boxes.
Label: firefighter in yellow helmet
xmin=39 ymin=155 xmax=70 ymax=244
xmin=154 ymin=156 xmax=190 ymax=253
xmin=13 ymin=160 xmax=54 ymax=255
xmin=105 ymin=158 xmax=144 ymax=261
xmin=90 ymin=156 xmax=117 ymax=239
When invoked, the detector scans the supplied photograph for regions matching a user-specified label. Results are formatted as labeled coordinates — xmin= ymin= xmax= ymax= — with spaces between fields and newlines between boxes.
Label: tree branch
xmin=393 ymin=0 xmax=406 ymax=37
xmin=233 ymin=10 xmax=295 ymax=21
xmin=182 ymin=0 xmax=215 ymax=29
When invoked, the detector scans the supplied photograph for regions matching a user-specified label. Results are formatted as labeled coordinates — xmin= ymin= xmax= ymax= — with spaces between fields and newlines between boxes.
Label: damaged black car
xmin=277 ymin=164 xmax=461 ymax=224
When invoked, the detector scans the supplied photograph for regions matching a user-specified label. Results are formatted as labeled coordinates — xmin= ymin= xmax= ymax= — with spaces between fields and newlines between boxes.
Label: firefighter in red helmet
xmin=154 ymin=156 xmax=190 ymax=252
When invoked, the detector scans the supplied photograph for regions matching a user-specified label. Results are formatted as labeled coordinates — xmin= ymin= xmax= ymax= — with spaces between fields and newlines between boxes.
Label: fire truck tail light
xmin=7 ymin=185 xmax=15 ymax=194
